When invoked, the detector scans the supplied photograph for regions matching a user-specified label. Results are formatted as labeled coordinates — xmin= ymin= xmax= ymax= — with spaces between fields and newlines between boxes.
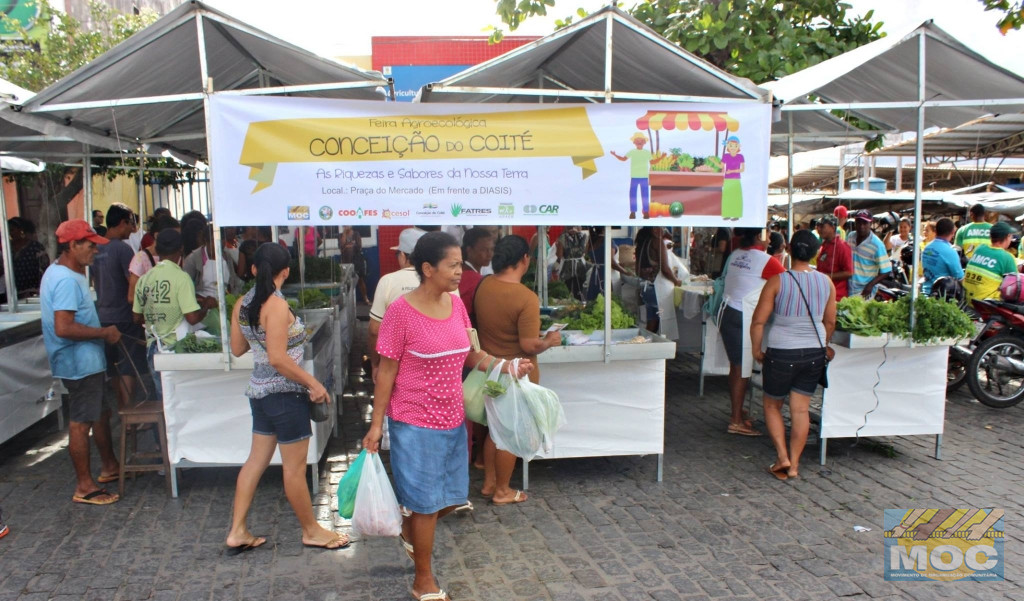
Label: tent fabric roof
xmin=765 ymin=21 xmax=1024 ymax=131
xmin=870 ymin=113 xmax=1024 ymax=161
xmin=12 ymin=0 xmax=389 ymax=161
xmin=419 ymin=6 xmax=766 ymax=104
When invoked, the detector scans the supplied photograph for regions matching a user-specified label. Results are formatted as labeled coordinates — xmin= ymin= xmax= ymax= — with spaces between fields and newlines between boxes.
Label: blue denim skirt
xmin=388 ymin=417 xmax=468 ymax=515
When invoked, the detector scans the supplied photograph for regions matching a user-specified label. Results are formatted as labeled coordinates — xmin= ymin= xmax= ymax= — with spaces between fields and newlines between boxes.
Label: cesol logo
xmin=382 ymin=209 xmax=411 ymax=219
xmin=287 ymin=205 xmax=310 ymax=220
xmin=523 ymin=204 xmax=559 ymax=215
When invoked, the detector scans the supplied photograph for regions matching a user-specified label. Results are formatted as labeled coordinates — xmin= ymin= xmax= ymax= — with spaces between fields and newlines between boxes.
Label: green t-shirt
xmin=133 ymin=260 xmax=201 ymax=346
xmin=954 ymin=222 xmax=992 ymax=259
xmin=625 ymin=148 xmax=653 ymax=178
xmin=963 ymin=244 xmax=1016 ymax=302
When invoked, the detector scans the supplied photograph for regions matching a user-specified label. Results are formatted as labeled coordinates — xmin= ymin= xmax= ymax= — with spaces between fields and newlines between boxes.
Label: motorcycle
xmin=965 ymin=298 xmax=1024 ymax=408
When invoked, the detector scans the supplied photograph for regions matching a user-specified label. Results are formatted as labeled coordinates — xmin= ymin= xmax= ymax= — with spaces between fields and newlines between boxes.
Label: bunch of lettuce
xmin=564 ymin=294 xmax=635 ymax=334
xmin=836 ymin=295 xmax=972 ymax=342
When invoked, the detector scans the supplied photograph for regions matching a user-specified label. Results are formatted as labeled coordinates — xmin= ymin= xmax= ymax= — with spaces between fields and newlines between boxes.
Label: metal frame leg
xmin=934 ymin=434 xmax=943 ymax=460
xmin=820 ymin=438 xmax=827 ymax=465
xmin=656 ymin=454 xmax=663 ymax=482
xmin=170 ymin=463 xmax=179 ymax=498
xmin=698 ymin=319 xmax=707 ymax=397
xmin=311 ymin=465 xmax=319 ymax=495
xmin=522 ymin=460 xmax=529 ymax=490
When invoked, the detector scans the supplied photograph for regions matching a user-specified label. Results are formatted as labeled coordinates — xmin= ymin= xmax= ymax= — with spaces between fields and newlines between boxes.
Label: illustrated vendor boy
xmin=610 ymin=132 xmax=665 ymax=220
xmin=721 ymin=135 xmax=745 ymax=220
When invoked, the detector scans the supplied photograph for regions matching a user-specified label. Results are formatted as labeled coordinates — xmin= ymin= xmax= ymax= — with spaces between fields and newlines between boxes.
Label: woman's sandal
xmin=399 ymin=534 xmax=414 ymax=560
xmin=727 ymin=423 xmax=762 ymax=437
xmin=768 ymin=463 xmax=789 ymax=481
xmin=411 ymin=589 xmax=450 ymax=601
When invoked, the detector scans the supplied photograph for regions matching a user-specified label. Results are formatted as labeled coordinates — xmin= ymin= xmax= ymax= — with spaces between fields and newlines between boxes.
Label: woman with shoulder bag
xmin=225 ymin=243 xmax=345 ymax=554
xmin=750 ymin=229 xmax=836 ymax=481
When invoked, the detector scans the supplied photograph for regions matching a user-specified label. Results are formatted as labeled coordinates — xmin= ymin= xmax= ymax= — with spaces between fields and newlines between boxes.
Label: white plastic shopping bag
xmin=484 ymin=359 xmax=543 ymax=459
xmin=518 ymin=377 xmax=566 ymax=453
xmin=351 ymin=452 xmax=403 ymax=537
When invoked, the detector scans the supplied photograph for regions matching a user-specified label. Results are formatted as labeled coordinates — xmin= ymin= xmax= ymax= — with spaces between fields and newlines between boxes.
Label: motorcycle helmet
xmin=1000 ymin=273 xmax=1024 ymax=303
xmin=930 ymin=276 xmax=966 ymax=310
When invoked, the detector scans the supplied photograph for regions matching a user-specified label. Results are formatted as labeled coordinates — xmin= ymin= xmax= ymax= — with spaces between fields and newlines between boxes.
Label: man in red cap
xmin=833 ymin=205 xmax=849 ymax=240
xmin=40 ymin=219 xmax=123 ymax=505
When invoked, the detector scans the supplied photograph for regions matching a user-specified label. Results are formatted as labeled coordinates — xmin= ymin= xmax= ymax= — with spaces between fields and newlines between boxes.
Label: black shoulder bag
xmin=786 ymin=271 xmax=830 ymax=389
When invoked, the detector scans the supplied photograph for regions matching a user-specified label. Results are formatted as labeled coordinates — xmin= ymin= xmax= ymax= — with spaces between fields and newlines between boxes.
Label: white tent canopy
xmin=419 ymin=6 xmax=766 ymax=104
xmin=12 ymin=0 xmax=391 ymax=161
xmin=871 ymin=112 xmax=1024 ymax=162
xmin=765 ymin=21 xmax=1024 ymax=130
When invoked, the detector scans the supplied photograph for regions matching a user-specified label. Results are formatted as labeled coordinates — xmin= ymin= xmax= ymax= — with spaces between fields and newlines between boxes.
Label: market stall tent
xmin=764 ymin=20 xmax=1024 ymax=318
xmin=5 ymin=1 xmax=392 ymax=495
xmin=418 ymin=6 xmax=779 ymax=483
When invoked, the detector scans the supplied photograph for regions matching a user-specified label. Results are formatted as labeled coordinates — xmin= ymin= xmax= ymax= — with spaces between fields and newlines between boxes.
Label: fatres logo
xmin=287 ymin=206 xmax=310 ymax=220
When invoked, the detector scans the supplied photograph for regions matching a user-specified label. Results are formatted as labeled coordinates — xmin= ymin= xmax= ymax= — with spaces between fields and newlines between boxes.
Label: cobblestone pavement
xmin=1 ymin=320 xmax=1023 ymax=600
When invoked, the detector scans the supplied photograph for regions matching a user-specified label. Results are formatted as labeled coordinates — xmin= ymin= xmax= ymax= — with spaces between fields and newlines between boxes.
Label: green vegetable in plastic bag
xmin=337 ymin=449 xmax=367 ymax=519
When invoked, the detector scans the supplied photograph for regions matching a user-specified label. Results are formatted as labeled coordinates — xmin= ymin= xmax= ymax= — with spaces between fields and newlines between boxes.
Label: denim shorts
xmin=249 ymin=391 xmax=312 ymax=444
xmin=762 ymin=347 xmax=827 ymax=398
xmin=388 ymin=417 xmax=468 ymax=515
xmin=720 ymin=306 xmax=744 ymax=366
xmin=641 ymin=281 xmax=659 ymax=322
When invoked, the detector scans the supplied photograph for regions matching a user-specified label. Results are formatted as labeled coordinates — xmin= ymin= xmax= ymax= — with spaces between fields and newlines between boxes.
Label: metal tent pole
xmin=909 ymin=31 xmax=926 ymax=335
xmin=787 ymin=114 xmax=795 ymax=240
xmin=83 ymin=145 xmax=93 ymax=229
xmin=0 ymin=164 xmax=16 ymax=312
xmin=603 ymin=11 xmax=613 ymax=363
xmin=197 ymin=13 xmax=231 ymax=373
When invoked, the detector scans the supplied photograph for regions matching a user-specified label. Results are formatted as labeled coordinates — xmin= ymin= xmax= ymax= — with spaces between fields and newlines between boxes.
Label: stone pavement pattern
xmin=1 ymin=325 xmax=1022 ymax=600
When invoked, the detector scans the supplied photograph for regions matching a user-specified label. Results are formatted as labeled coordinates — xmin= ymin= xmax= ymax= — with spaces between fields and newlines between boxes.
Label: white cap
xmin=391 ymin=228 xmax=425 ymax=255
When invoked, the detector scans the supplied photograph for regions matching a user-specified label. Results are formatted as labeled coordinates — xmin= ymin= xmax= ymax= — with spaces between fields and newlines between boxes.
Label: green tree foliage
xmin=494 ymin=0 xmax=883 ymax=84
xmin=979 ymin=0 xmax=1023 ymax=33
xmin=0 ymin=0 xmax=157 ymax=92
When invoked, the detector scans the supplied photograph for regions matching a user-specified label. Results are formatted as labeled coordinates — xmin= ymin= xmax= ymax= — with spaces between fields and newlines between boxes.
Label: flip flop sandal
xmin=399 ymin=534 xmax=414 ymax=560
xmin=768 ymin=463 xmax=788 ymax=481
xmin=72 ymin=489 xmax=119 ymax=505
xmin=303 ymin=534 xmax=350 ymax=550
xmin=224 ymin=536 xmax=267 ymax=556
xmin=97 ymin=473 xmax=119 ymax=484
xmin=727 ymin=424 xmax=762 ymax=437
xmin=0 ymin=524 xmax=9 ymax=540
xmin=411 ymin=589 xmax=450 ymax=601
xmin=452 ymin=501 xmax=474 ymax=514
xmin=491 ymin=490 xmax=527 ymax=506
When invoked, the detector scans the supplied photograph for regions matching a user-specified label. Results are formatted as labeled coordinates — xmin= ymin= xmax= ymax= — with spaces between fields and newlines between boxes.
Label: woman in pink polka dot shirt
xmin=362 ymin=231 xmax=533 ymax=601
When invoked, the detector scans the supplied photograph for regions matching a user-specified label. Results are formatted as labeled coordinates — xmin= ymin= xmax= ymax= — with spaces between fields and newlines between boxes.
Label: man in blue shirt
xmin=922 ymin=217 xmax=965 ymax=295
xmin=41 ymin=219 xmax=122 ymax=506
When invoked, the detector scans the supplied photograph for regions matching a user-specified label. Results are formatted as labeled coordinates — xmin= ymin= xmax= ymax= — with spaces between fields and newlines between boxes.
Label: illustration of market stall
xmin=8 ymin=2 xmax=392 ymax=496
xmin=419 ymin=6 xmax=770 ymax=484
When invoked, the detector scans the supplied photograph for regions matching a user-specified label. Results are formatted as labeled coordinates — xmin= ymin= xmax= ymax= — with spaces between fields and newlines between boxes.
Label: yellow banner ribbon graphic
xmin=238 ymin=107 xmax=603 ymax=193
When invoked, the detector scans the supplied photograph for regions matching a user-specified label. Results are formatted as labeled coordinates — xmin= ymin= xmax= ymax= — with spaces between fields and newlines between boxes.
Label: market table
xmin=522 ymin=328 xmax=676 ymax=487
xmin=0 ymin=311 xmax=64 ymax=445
xmin=153 ymin=308 xmax=341 ymax=497
xmin=819 ymin=332 xmax=951 ymax=464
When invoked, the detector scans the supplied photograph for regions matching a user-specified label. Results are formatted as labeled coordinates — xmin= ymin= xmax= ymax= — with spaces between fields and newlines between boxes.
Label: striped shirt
xmin=847 ymin=231 xmax=891 ymax=296
xmin=767 ymin=270 xmax=831 ymax=350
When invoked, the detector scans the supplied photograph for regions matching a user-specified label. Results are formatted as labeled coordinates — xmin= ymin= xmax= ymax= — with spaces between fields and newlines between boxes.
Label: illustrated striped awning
xmin=636 ymin=111 xmax=739 ymax=132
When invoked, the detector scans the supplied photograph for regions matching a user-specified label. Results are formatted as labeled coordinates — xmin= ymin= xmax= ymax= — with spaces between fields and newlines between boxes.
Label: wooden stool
xmin=117 ymin=401 xmax=172 ymax=496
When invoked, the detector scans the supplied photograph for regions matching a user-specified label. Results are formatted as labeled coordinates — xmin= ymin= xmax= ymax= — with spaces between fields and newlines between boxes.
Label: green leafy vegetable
xmin=836 ymin=296 xmax=973 ymax=342
xmin=172 ymin=333 xmax=222 ymax=354
xmin=483 ymin=380 xmax=507 ymax=398
xmin=297 ymin=288 xmax=330 ymax=309
xmin=563 ymin=294 xmax=635 ymax=334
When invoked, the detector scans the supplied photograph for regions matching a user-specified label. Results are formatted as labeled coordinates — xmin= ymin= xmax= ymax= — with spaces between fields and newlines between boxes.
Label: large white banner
xmin=209 ymin=96 xmax=771 ymax=227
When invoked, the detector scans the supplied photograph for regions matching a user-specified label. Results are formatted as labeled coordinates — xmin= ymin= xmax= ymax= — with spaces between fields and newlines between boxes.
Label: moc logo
xmin=498 ymin=203 xmax=514 ymax=218
xmin=318 ymin=206 xmax=333 ymax=221
xmin=884 ymin=508 xmax=1004 ymax=581
xmin=287 ymin=205 xmax=310 ymax=220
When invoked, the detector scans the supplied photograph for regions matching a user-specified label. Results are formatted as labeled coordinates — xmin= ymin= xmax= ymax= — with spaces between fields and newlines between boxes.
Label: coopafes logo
xmin=884 ymin=508 xmax=1004 ymax=581
xmin=287 ymin=205 xmax=310 ymax=220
